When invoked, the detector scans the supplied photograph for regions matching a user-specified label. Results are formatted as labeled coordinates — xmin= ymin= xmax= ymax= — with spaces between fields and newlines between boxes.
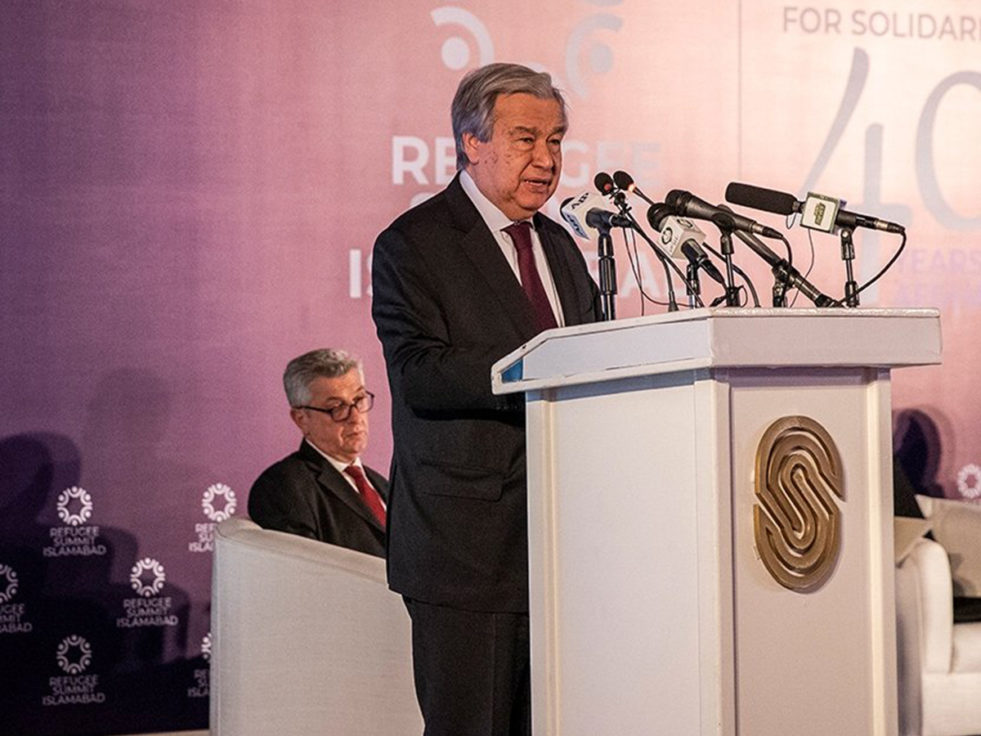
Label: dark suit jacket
xmin=372 ymin=174 xmax=601 ymax=611
xmin=247 ymin=440 xmax=388 ymax=558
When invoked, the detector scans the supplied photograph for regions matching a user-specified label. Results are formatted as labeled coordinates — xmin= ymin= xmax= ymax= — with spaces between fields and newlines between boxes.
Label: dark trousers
xmin=404 ymin=598 xmax=532 ymax=736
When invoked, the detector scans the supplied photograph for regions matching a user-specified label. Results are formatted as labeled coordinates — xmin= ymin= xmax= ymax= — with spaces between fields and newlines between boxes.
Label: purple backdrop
xmin=2 ymin=1 xmax=979 ymax=733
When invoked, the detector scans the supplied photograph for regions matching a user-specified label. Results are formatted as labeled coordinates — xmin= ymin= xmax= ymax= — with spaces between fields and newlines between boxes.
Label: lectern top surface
xmin=491 ymin=307 xmax=942 ymax=394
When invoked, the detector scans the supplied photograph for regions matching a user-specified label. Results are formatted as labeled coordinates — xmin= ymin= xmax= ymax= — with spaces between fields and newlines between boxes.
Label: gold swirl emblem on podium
xmin=754 ymin=416 xmax=844 ymax=592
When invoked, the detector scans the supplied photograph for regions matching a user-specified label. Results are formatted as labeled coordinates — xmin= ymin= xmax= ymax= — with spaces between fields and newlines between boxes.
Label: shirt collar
xmin=304 ymin=438 xmax=362 ymax=474
xmin=459 ymin=169 xmax=534 ymax=232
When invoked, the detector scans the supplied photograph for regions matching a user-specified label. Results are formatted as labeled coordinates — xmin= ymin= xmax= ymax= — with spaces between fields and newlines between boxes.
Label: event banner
xmin=1 ymin=1 xmax=978 ymax=732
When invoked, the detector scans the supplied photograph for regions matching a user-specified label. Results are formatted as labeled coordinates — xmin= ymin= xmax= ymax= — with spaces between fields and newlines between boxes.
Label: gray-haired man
xmin=248 ymin=348 xmax=387 ymax=558
xmin=372 ymin=63 xmax=601 ymax=735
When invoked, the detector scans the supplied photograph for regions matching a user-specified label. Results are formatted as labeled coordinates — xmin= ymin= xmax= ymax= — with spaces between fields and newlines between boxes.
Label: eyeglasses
xmin=298 ymin=392 xmax=374 ymax=422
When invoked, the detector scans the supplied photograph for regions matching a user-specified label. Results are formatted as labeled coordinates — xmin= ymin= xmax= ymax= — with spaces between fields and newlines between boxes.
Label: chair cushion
xmin=916 ymin=495 xmax=981 ymax=597
xmin=952 ymin=621 xmax=981 ymax=672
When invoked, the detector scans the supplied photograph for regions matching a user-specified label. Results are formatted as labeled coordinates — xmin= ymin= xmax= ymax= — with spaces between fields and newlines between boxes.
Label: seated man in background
xmin=248 ymin=348 xmax=387 ymax=558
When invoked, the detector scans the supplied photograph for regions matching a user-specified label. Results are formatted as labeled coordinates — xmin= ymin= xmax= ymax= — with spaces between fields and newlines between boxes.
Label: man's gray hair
xmin=283 ymin=348 xmax=362 ymax=407
xmin=451 ymin=62 xmax=568 ymax=170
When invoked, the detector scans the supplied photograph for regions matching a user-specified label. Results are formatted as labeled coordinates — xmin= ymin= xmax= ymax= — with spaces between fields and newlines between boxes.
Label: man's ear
xmin=461 ymin=132 xmax=482 ymax=166
xmin=289 ymin=407 xmax=307 ymax=434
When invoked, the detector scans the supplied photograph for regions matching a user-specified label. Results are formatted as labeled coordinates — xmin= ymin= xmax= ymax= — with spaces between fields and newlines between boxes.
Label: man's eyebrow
xmin=322 ymin=388 xmax=367 ymax=402
xmin=508 ymin=124 xmax=567 ymax=136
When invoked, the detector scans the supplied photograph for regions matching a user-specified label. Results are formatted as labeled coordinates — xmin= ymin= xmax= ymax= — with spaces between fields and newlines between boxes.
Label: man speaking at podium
xmin=372 ymin=63 xmax=600 ymax=735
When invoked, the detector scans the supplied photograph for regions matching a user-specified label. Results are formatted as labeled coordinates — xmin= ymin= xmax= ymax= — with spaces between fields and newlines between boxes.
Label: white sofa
xmin=896 ymin=535 xmax=981 ymax=736
xmin=210 ymin=517 xmax=422 ymax=736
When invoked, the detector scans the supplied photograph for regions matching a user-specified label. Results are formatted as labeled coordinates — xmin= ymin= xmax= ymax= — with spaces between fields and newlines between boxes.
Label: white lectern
xmin=491 ymin=308 xmax=941 ymax=736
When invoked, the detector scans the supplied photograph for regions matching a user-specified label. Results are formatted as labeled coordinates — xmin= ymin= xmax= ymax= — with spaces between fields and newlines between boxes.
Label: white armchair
xmin=210 ymin=517 xmax=422 ymax=736
xmin=896 ymin=535 xmax=981 ymax=736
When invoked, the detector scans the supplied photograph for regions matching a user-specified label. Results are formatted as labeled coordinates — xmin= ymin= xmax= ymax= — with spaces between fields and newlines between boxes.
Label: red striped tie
xmin=344 ymin=464 xmax=386 ymax=528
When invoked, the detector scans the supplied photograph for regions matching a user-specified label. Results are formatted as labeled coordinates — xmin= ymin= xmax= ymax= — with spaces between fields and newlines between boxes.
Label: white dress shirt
xmin=459 ymin=170 xmax=565 ymax=327
xmin=303 ymin=439 xmax=385 ymax=509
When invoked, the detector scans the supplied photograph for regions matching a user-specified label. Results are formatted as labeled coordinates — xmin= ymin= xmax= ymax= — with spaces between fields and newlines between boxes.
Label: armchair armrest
xmin=210 ymin=517 xmax=421 ymax=736
xmin=897 ymin=537 xmax=953 ymax=675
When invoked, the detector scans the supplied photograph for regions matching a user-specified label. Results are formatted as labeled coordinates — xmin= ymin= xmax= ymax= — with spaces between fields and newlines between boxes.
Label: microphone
xmin=567 ymin=186 xmax=625 ymax=320
xmin=716 ymin=204 xmax=838 ymax=307
xmin=594 ymin=170 xmax=629 ymax=208
xmin=594 ymin=171 xmax=616 ymax=197
xmin=560 ymin=192 xmax=632 ymax=239
xmin=666 ymin=189 xmax=784 ymax=239
xmin=612 ymin=170 xmax=657 ymax=206
xmin=725 ymin=182 xmax=799 ymax=216
xmin=725 ymin=181 xmax=905 ymax=234
xmin=647 ymin=204 xmax=726 ymax=285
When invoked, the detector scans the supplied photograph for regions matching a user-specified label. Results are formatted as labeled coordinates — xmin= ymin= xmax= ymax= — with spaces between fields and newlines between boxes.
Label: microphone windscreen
xmin=594 ymin=171 xmax=615 ymax=195
xmin=612 ymin=170 xmax=634 ymax=190
xmin=664 ymin=189 xmax=690 ymax=213
xmin=646 ymin=203 xmax=672 ymax=230
xmin=725 ymin=182 xmax=798 ymax=216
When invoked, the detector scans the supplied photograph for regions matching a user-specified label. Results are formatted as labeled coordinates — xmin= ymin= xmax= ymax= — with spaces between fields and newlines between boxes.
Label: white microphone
xmin=799 ymin=192 xmax=843 ymax=233
xmin=560 ymin=192 xmax=632 ymax=239
xmin=655 ymin=215 xmax=705 ymax=257
xmin=647 ymin=206 xmax=726 ymax=285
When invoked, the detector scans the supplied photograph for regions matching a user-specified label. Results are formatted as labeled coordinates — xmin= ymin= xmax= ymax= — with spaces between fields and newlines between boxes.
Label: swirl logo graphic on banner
xmin=188 ymin=631 xmax=212 ymax=699
xmin=189 ymin=482 xmax=237 ymax=552
xmin=130 ymin=557 xmax=166 ymax=598
xmin=0 ymin=564 xmax=18 ymax=604
xmin=118 ymin=556 xmax=177 ymax=628
xmin=0 ymin=564 xmax=33 ymax=634
xmin=45 ymin=635 xmax=107 ymax=706
xmin=431 ymin=2 xmax=622 ymax=96
xmin=202 ymin=482 xmax=237 ymax=522
xmin=564 ymin=6 xmax=623 ymax=97
xmin=957 ymin=463 xmax=981 ymax=499
xmin=753 ymin=416 xmax=845 ymax=592
xmin=57 ymin=635 xmax=92 ymax=675
xmin=431 ymin=7 xmax=494 ymax=70
xmin=57 ymin=486 xmax=92 ymax=526
xmin=45 ymin=486 xmax=107 ymax=558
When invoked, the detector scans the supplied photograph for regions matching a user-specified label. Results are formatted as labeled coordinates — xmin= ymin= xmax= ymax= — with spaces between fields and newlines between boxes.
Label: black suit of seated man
xmin=248 ymin=348 xmax=387 ymax=558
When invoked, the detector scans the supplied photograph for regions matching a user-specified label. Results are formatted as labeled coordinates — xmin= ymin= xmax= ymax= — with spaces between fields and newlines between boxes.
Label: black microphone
xmin=587 ymin=209 xmax=633 ymax=231
xmin=725 ymin=181 xmax=905 ymax=234
xmin=716 ymin=204 xmax=838 ymax=307
xmin=666 ymin=189 xmax=783 ymax=239
xmin=828 ymin=200 xmax=905 ymax=233
xmin=679 ymin=243 xmax=725 ymax=285
xmin=647 ymin=204 xmax=726 ymax=285
xmin=612 ymin=170 xmax=657 ymax=206
xmin=594 ymin=171 xmax=616 ymax=197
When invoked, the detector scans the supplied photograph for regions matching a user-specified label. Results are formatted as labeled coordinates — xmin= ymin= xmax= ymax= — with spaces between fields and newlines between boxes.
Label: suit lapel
xmin=300 ymin=442 xmax=385 ymax=532
xmin=446 ymin=177 xmax=541 ymax=342
xmin=317 ymin=463 xmax=386 ymax=532
xmin=535 ymin=214 xmax=587 ymax=327
xmin=364 ymin=466 xmax=389 ymax=502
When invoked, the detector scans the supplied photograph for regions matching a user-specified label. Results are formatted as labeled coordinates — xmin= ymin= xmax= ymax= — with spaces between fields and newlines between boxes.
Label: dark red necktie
xmin=344 ymin=464 xmax=386 ymax=528
xmin=503 ymin=221 xmax=558 ymax=332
